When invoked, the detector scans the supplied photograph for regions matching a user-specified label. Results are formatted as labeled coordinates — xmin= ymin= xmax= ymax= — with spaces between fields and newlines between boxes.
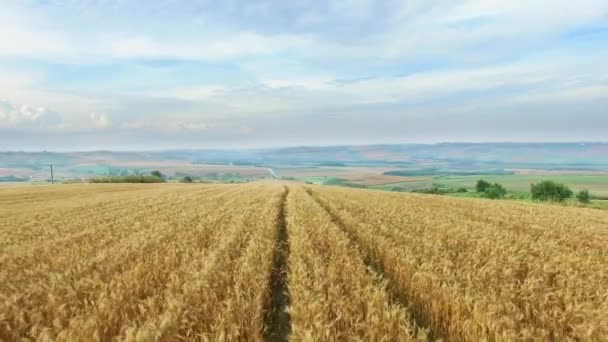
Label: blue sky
xmin=1 ymin=0 xmax=607 ymax=150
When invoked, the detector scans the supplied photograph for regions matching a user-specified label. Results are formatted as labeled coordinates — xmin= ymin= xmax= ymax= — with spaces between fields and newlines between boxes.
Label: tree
xmin=484 ymin=183 xmax=507 ymax=199
xmin=181 ymin=176 xmax=193 ymax=183
xmin=476 ymin=179 xmax=491 ymax=192
xmin=151 ymin=170 xmax=164 ymax=179
xmin=576 ymin=189 xmax=591 ymax=204
xmin=530 ymin=181 xmax=573 ymax=202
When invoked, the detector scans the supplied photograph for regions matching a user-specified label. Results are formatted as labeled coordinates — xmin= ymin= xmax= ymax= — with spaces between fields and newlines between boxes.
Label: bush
xmin=576 ymin=189 xmax=591 ymax=204
xmin=530 ymin=181 xmax=573 ymax=202
xmin=89 ymin=175 xmax=165 ymax=183
xmin=151 ymin=170 xmax=165 ymax=179
xmin=412 ymin=187 xmax=445 ymax=195
xmin=476 ymin=179 xmax=491 ymax=192
xmin=412 ymin=187 xmax=468 ymax=195
xmin=181 ymin=176 xmax=193 ymax=183
xmin=484 ymin=183 xmax=507 ymax=199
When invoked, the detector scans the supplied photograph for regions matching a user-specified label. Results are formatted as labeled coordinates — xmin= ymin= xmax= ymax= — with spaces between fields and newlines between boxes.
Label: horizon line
xmin=2 ymin=141 xmax=608 ymax=153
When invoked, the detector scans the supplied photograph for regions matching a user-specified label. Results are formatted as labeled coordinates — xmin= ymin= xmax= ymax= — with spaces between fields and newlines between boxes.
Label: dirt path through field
xmin=263 ymin=186 xmax=291 ymax=341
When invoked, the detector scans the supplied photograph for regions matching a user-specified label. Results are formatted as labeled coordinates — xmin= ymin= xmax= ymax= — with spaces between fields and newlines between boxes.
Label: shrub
xmin=151 ymin=170 xmax=165 ymax=179
xmin=412 ymin=187 xmax=445 ymax=195
xmin=412 ymin=187 xmax=469 ymax=195
xmin=89 ymin=175 xmax=165 ymax=183
xmin=476 ymin=179 xmax=491 ymax=192
xmin=576 ymin=190 xmax=591 ymax=204
xmin=530 ymin=181 xmax=573 ymax=202
xmin=181 ymin=176 xmax=193 ymax=183
xmin=484 ymin=183 xmax=507 ymax=199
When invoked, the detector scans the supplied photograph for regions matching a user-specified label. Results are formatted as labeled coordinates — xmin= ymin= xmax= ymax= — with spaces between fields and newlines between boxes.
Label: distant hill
xmin=2 ymin=143 xmax=608 ymax=181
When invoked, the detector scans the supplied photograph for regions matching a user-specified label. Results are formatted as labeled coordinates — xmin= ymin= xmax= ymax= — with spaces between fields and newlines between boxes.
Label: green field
xmin=589 ymin=199 xmax=608 ymax=209
xmin=370 ymin=174 xmax=608 ymax=196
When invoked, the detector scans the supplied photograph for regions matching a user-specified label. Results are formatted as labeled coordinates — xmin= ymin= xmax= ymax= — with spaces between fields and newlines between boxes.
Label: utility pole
xmin=50 ymin=164 xmax=54 ymax=184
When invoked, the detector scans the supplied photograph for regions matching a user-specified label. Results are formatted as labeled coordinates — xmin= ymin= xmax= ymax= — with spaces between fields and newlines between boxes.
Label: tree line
xmin=476 ymin=179 xmax=591 ymax=203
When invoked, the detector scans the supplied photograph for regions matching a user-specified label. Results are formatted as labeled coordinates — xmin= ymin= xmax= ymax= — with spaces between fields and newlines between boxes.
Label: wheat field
xmin=1 ymin=183 xmax=607 ymax=341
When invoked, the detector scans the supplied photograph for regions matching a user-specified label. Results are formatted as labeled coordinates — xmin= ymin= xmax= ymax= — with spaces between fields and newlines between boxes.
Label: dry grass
xmin=1 ymin=183 xmax=607 ymax=340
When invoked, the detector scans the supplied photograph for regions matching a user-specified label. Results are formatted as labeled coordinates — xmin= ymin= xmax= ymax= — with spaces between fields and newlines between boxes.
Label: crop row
xmin=309 ymin=186 xmax=608 ymax=340
xmin=286 ymin=187 xmax=421 ymax=340
xmin=3 ymin=183 xmax=606 ymax=340
xmin=0 ymin=184 xmax=284 ymax=341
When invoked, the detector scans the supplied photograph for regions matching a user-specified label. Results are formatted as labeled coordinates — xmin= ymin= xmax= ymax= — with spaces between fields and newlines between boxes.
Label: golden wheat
xmin=1 ymin=183 xmax=606 ymax=341
xmin=309 ymin=185 xmax=608 ymax=340
xmin=0 ymin=184 xmax=283 ymax=341
xmin=286 ymin=187 xmax=419 ymax=340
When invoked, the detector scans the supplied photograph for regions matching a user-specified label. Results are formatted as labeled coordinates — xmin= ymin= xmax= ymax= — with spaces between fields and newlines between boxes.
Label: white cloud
xmin=117 ymin=119 xmax=209 ymax=132
xmin=0 ymin=67 xmax=108 ymax=127
xmin=328 ymin=0 xmax=373 ymax=20
xmin=0 ymin=0 xmax=607 ymax=147
xmin=261 ymin=77 xmax=334 ymax=91
xmin=90 ymin=112 xmax=110 ymax=128
xmin=325 ymin=0 xmax=608 ymax=63
xmin=0 ymin=99 xmax=62 ymax=129
xmin=1 ymin=0 xmax=606 ymax=66
xmin=119 ymin=121 xmax=149 ymax=129
xmin=176 ymin=121 xmax=208 ymax=131
xmin=140 ymin=55 xmax=605 ymax=122
xmin=165 ymin=85 xmax=227 ymax=101
xmin=0 ymin=5 xmax=313 ymax=62
xmin=511 ymin=85 xmax=608 ymax=104
xmin=443 ymin=0 xmax=608 ymax=27
xmin=0 ymin=68 xmax=39 ymax=89
xmin=0 ymin=4 xmax=81 ymax=60
xmin=103 ymin=32 xmax=312 ymax=61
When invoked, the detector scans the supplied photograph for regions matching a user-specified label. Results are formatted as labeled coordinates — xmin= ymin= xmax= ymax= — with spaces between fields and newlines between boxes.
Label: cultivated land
xmin=368 ymin=174 xmax=608 ymax=195
xmin=1 ymin=183 xmax=607 ymax=340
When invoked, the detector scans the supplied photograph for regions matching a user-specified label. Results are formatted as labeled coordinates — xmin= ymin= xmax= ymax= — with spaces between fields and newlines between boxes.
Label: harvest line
xmin=263 ymin=186 xmax=292 ymax=341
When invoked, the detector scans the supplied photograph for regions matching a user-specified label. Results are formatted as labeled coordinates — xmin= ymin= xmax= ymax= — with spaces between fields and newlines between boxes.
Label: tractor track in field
xmin=304 ymin=187 xmax=444 ymax=341
xmin=263 ymin=186 xmax=291 ymax=342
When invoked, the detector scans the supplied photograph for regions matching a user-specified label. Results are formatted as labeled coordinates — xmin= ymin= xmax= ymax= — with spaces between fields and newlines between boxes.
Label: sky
xmin=1 ymin=0 xmax=607 ymax=151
